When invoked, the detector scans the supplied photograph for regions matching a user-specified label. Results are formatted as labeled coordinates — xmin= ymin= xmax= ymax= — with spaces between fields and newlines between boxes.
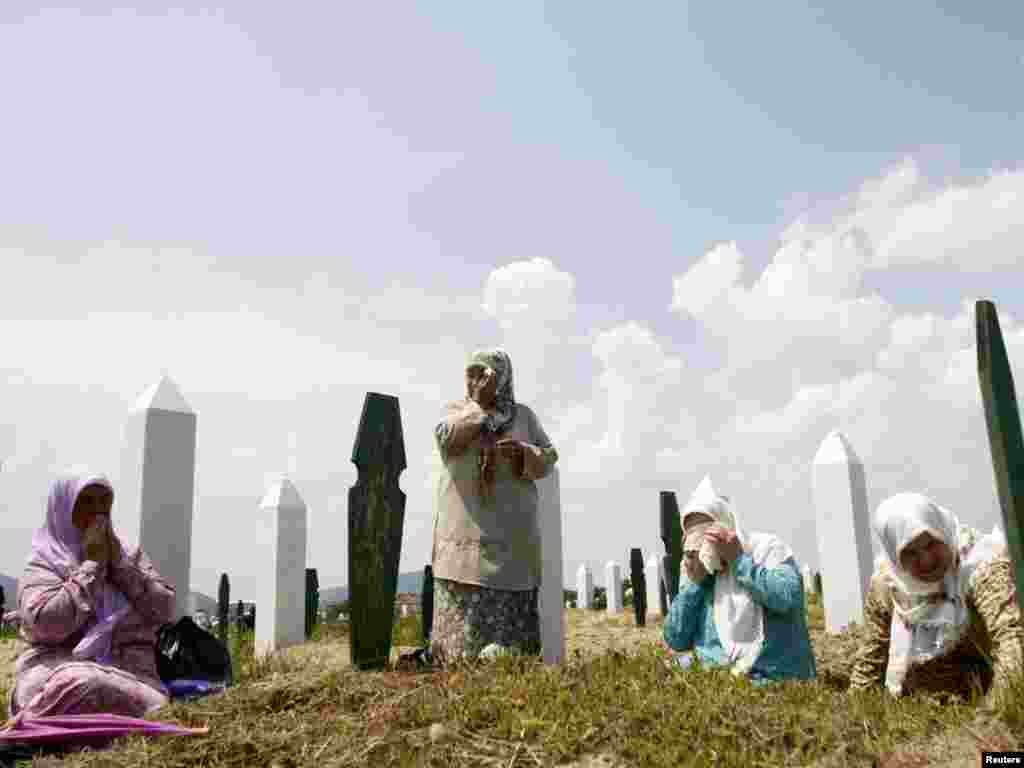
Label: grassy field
xmin=0 ymin=597 xmax=1021 ymax=767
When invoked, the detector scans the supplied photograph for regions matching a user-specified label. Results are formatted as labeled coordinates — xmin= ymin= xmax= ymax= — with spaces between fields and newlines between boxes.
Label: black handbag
xmin=155 ymin=616 xmax=233 ymax=685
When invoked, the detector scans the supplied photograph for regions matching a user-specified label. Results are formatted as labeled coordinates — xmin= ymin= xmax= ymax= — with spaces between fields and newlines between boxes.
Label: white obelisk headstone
xmin=253 ymin=475 xmax=308 ymax=657
xmin=119 ymin=375 xmax=197 ymax=620
xmin=605 ymin=561 xmax=623 ymax=614
xmin=576 ymin=564 xmax=594 ymax=610
xmin=537 ymin=466 xmax=565 ymax=665
xmin=645 ymin=554 xmax=663 ymax=618
xmin=801 ymin=564 xmax=814 ymax=595
xmin=812 ymin=430 xmax=873 ymax=634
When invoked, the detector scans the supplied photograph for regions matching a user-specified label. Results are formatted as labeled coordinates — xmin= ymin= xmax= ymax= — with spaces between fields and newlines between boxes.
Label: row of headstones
xmin=115 ymin=379 xmax=553 ymax=668
xmin=637 ymin=299 xmax=1020 ymax=637
xmin=572 ymin=558 xmax=822 ymax=614
xmin=84 ymin=299 xmax=1024 ymax=669
xmin=207 ymin=570 xmax=320 ymax=644
xmin=116 ymin=375 xmax=330 ymax=660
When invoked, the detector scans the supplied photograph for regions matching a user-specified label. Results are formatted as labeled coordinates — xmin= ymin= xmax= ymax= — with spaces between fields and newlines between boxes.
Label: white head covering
xmin=681 ymin=476 xmax=794 ymax=676
xmin=872 ymin=492 xmax=1006 ymax=695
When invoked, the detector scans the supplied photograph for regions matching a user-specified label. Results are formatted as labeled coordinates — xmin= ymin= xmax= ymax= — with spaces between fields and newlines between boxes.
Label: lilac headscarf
xmin=27 ymin=470 xmax=131 ymax=663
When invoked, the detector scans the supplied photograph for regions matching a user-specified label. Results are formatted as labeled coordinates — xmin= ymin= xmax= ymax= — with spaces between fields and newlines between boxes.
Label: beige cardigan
xmin=432 ymin=401 xmax=558 ymax=591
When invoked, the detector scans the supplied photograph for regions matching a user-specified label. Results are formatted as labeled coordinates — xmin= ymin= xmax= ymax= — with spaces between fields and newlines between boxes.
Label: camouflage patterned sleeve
xmin=968 ymin=556 xmax=1023 ymax=702
xmin=848 ymin=568 xmax=893 ymax=692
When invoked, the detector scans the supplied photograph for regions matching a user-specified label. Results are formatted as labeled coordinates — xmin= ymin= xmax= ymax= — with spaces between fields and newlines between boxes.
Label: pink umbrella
xmin=0 ymin=713 xmax=208 ymax=747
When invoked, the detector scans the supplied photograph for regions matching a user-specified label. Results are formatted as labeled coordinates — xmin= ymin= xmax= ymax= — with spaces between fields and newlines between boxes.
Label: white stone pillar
xmin=537 ymin=466 xmax=565 ymax=665
xmin=645 ymin=554 xmax=663 ymax=619
xmin=118 ymin=375 xmax=197 ymax=620
xmin=801 ymin=564 xmax=814 ymax=595
xmin=604 ymin=561 xmax=622 ymax=614
xmin=253 ymin=475 xmax=308 ymax=657
xmin=812 ymin=430 xmax=873 ymax=634
xmin=576 ymin=564 xmax=594 ymax=610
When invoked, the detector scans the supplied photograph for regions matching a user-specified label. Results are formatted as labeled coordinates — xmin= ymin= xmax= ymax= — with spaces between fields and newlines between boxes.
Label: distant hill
xmin=320 ymin=570 xmax=424 ymax=606
xmin=0 ymin=573 xmax=17 ymax=609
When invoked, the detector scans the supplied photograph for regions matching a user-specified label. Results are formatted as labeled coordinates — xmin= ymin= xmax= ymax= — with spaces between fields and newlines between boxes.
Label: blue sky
xmin=1 ymin=3 xmax=1022 ymax=598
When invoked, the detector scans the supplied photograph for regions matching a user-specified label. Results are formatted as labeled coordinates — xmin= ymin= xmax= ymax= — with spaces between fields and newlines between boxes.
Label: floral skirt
xmin=430 ymin=578 xmax=540 ymax=665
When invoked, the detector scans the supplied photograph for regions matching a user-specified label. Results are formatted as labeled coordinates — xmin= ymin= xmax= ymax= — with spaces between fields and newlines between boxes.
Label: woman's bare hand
xmin=81 ymin=517 xmax=112 ymax=566
xmin=496 ymin=439 xmax=525 ymax=474
xmin=704 ymin=526 xmax=742 ymax=564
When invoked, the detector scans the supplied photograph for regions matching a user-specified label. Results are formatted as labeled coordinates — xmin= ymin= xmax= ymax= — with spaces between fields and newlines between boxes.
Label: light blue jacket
xmin=662 ymin=554 xmax=816 ymax=684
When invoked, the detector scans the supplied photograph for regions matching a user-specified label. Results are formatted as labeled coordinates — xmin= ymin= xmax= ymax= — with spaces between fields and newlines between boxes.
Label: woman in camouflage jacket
xmin=849 ymin=493 xmax=1022 ymax=704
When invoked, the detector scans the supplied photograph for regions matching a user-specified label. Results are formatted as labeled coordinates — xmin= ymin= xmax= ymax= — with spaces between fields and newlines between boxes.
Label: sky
xmin=1 ymin=3 xmax=1023 ymax=598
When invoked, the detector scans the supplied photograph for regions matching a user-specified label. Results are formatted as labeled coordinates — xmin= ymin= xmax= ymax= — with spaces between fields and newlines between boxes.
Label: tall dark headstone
xmin=305 ymin=568 xmax=320 ymax=639
xmin=421 ymin=564 xmax=434 ymax=644
xmin=976 ymin=300 xmax=1024 ymax=601
xmin=217 ymin=573 xmax=230 ymax=644
xmin=659 ymin=574 xmax=669 ymax=616
xmin=660 ymin=491 xmax=683 ymax=603
xmin=813 ymin=571 xmax=823 ymax=599
xmin=348 ymin=392 xmax=407 ymax=670
xmin=630 ymin=548 xmax=647 ymax=627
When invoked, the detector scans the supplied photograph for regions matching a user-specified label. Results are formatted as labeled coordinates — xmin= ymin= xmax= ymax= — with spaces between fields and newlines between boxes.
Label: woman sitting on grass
xmin=9 ymin=470 xmax=175 ymax=719
xmin=849 ymin=492 xmax=1022 ymax=704
xmin=662 ymin=478 xmax=816 ymax=684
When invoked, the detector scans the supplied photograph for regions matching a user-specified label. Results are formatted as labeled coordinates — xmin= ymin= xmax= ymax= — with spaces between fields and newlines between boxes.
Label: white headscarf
xmin=872 ymin=492 xmax=1006 ymax=695
xmin=681 ymin=477 xmax=794 ymax=676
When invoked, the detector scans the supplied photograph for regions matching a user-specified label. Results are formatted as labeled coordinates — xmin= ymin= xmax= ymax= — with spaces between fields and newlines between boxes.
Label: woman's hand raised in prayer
xmin=703 ymin=526 xmax=742 ymax=565
xmin=496 ymin=439 xmax=526 ymax=476
xmin=81 ymin=517 xmax=113 ymax=566
xmin=467 ymin=366 xmax=498 ymax=408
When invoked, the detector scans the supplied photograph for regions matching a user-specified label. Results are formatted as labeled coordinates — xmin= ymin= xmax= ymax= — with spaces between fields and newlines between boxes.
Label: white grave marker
xmin=604 ymin=561 xmax=622 ymax=614
xmin=801 ymin=564 xmax=814 ymax=595
xmin=645 ymin=554 xmax=663 ymax=618
xmin=537 ymin=466 xmax=565 ymax=665
xmin=118 ymin=375 xmax=197 ymax=620
xmin=812 ymin=430 xmax=873 ymax=634
xmin=253 ymin=475 xmax=308 ymax=657
xmin=576 ymin=564 xmax=594 ymax=609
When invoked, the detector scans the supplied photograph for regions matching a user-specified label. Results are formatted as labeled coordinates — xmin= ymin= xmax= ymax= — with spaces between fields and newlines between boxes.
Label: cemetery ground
xmin=0 ymin=599 xmax=1022 ymax=768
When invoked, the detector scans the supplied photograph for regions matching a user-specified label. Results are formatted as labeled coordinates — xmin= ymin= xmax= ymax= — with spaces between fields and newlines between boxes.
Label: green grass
xmin=3 ymin=602 xmax=1023 ymax=767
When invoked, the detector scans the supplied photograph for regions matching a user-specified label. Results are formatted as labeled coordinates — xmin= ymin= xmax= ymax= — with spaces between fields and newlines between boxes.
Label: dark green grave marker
xmin=630 ymin=547 xmax=647 ymax=627
xmin=976 ymin=300 xmax=1024 ymax=601
xmin=421 ymin=564 xmax=434 ymax=644
xmin=348 ymin=392 xmax=407 ymax=670
xmin=305 ymin=568 xmax=319 ymax=639
xmin=217 ymin=573 xmax=230 ymax=644
xmin=660 ymin=490 xmax=683 ymax=603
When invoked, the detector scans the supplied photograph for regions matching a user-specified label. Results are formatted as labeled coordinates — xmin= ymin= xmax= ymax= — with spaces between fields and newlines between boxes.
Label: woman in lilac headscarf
xmin=9 ymin=470 xmax=176 ymax=719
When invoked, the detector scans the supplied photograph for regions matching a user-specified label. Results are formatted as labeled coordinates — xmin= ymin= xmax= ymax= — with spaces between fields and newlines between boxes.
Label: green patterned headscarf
xmin=467 ymin=348 xmax=516 ymax=434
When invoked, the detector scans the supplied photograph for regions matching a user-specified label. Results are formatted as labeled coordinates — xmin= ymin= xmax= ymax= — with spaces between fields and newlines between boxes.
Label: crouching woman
xmin=662 ymin=484 xmax=816 ymax=684
xmin=849 ymin=493 xmax=1022 ymax=704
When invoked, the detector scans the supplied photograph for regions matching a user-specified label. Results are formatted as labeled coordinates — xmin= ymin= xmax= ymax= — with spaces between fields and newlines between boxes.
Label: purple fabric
xmin=166 ymin=679 xmax=227 ymax=700
xmin=26 ymin=470 xmax=131 ymax=663
xmin=0 ymin=713 xmax=207 ymax=746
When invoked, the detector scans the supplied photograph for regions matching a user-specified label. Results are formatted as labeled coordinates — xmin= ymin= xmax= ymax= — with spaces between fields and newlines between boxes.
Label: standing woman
xmin=849 ymin=493 xmax=1022 ymax=704
xmin=430 ymin=349 xmax=558 ymax=663
xmin=10 ymin=470 xmax=175 ymax=719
